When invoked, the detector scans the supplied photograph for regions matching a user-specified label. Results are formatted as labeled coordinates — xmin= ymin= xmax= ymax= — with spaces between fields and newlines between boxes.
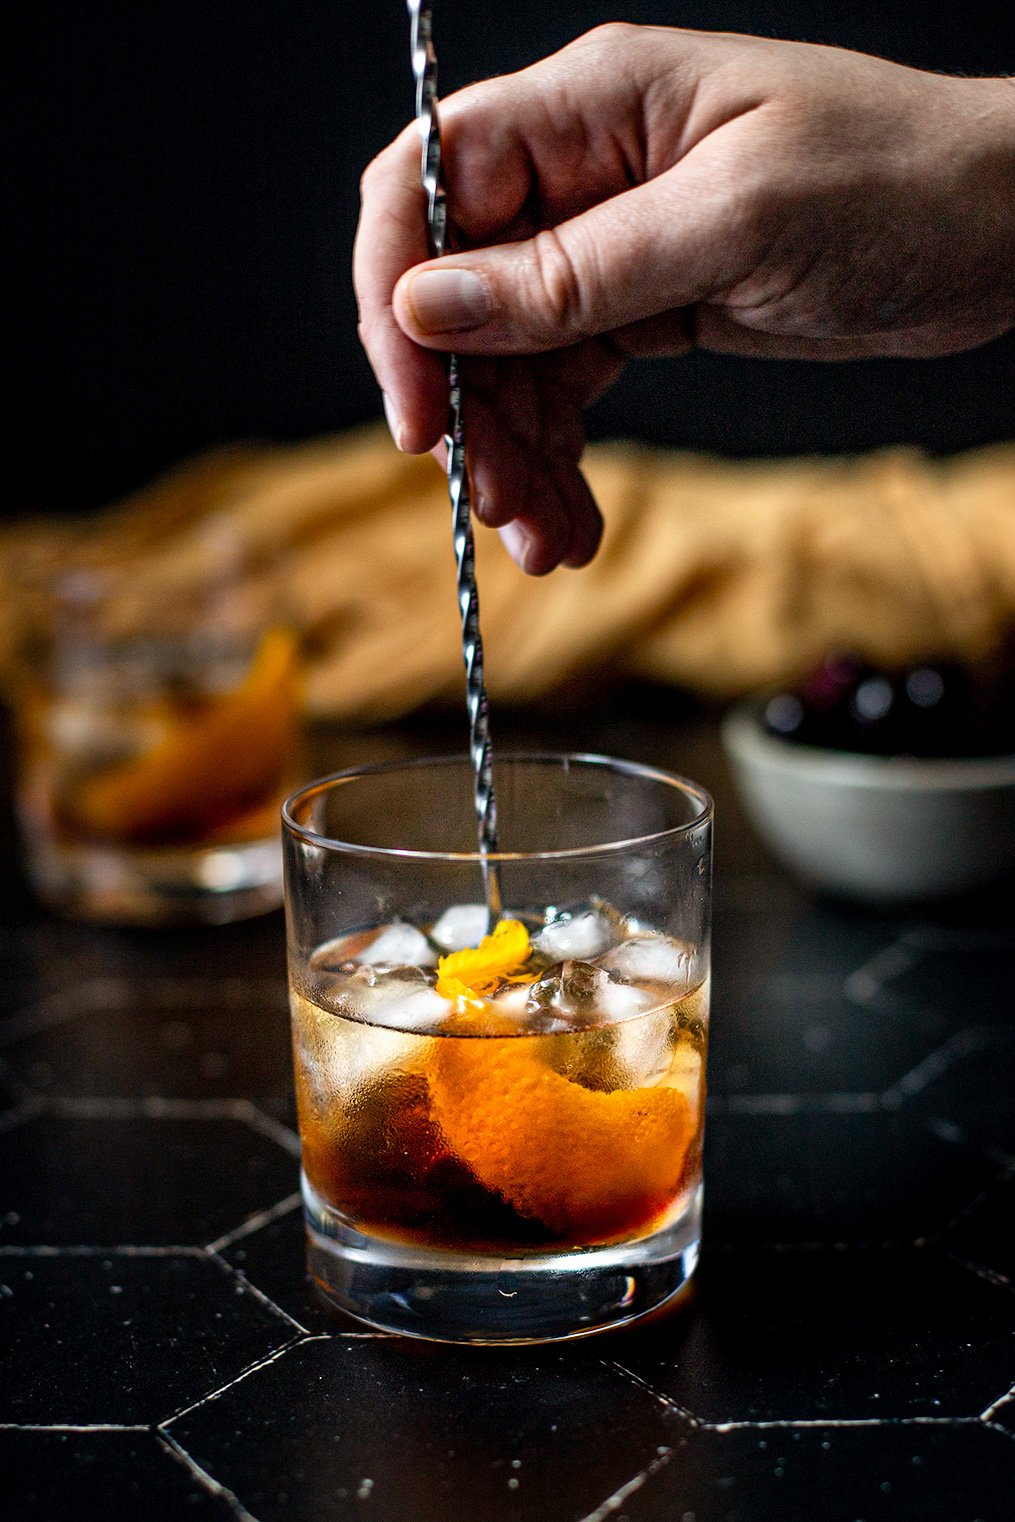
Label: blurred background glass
xmin=13 ymin=522 xmax=301 ymax=923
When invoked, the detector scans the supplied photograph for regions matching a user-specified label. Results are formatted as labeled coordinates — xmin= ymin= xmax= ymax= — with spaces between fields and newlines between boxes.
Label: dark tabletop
xmin=2 ymin=699 xmax=1014 ymax=1522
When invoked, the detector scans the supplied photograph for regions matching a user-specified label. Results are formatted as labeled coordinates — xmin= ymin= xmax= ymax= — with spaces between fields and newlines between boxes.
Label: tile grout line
xmin=844 ymin=938 xmax=917 ymax=1009
xmin=205 ymin=1246 xmax=310 ymax=1336
xmin=0 ymin=1096 xmax=45 ymax=1134
xmin=705 ymin=1416 xmax=985 ymax=1432
xmin=923 ymin=1116 xmax=1015 ymax=1172
xmin=0 ymin=1422 xmax=151 ymax=1433
xmin=979 ymin=1382 xmax=1015 ymax=1423
xmin=945 ymin=1253 xmax=1015 ymax=1297
xmin=0 ymin=1244 xmax=207 ymax=1257
xmin=574 ymin=1445 xmax=674 ymax=1522
xmin=880 ymin=1027 xmax=992 ymax=1108
xmin=602 ymin=1360 xmax=698 ymax=1424
xmin=930 ymin=1162 xmax=1015 ymax=1241
xmin=230 ymin=1100 xmax=302 ymax=1158
xmin=157 ymin=1430 xmax=262 ymax=1522
xmin=47 ymin=1096 xmax=266 ymax=1120
xmin=204 ymin=1192 xmax=302 ymax=1253
xmin=0 ymin=979 xmax=131 ymax=1048
xmin=159 ymin=1335 xmax=326 ymax=1429
xmin=12 ymin=1093 xmax=303 ymax=1158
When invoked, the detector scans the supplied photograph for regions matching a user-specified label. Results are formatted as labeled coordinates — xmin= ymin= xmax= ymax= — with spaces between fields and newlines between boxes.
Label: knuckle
xmin=573 ymin=21 xmax=641 ymax=56
xmin=527 ymin=229 xmax=587 ymax=340
xmin=358 ymin=148 xmax=390 ymax=201
xmin=359 ymin=129 xmax=413 ymax=201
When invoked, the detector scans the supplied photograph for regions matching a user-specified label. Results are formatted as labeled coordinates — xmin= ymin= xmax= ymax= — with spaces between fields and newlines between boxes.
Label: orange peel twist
xmin=429 ymin=917 xmax=694 ymax=1241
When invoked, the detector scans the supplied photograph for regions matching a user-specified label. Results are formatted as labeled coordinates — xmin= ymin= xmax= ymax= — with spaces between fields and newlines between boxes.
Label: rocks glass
xmin=14 ymin=531 xmax=299 ymax=925
xmin=283 ymin=753 xmax=712 ymax=1344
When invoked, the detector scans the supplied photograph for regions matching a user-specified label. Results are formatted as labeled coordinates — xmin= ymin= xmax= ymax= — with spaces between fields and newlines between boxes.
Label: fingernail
xmin=498 ymin=520 xmax=533 ymax=571
xmin=382 ymin=392 xmax=405 ymax=451
xmin=406 ymin=268 xmax=491 ymax=334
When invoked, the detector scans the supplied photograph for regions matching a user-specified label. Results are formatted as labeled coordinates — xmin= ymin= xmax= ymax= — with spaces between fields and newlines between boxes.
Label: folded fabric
xmin=3 ymin=427 xmax=1013 ymax=718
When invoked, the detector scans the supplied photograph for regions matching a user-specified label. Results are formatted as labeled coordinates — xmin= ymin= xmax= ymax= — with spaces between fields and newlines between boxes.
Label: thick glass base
xmin=303 ymin=1173 xmax=702 ymax=1345
xmin=24 ymin=832 xmax=284 ymax=926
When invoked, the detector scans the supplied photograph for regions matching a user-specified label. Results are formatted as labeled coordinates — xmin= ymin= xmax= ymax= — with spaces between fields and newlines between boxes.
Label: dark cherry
xmin=763 ymin=641 xmax=1015 ymax=759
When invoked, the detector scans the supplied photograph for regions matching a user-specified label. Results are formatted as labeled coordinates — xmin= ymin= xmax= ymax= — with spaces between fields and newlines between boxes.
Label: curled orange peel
xmin=435 ymin=919 xmax=530 ymax=1001
xmin=70 ymin=626 xmax=299 ymax=844
xmin=430 ymin=1034 xmax=693 ymax=1239
xmin=430 ymin=915 xmax=693 ymax=1239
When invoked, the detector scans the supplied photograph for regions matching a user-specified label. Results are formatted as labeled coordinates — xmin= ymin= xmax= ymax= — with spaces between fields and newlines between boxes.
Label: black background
xmin=5 ymin=1 xmax=1015 ymax=514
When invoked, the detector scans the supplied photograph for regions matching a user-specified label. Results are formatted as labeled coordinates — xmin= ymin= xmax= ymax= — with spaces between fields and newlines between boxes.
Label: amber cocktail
xmin=284 ymin=754 xmax=712 ymax=1344
xmin=16 ymin=546 xmax=299 ymax=924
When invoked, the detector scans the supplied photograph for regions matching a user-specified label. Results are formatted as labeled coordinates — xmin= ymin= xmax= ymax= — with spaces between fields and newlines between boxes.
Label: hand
xmin=354 ymin=25 xmax=1015 ymax=572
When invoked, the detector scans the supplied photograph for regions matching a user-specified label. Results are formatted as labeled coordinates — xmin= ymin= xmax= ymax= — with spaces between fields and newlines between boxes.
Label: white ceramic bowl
xmin=721 ymin=698 xmax=1015 ymax=905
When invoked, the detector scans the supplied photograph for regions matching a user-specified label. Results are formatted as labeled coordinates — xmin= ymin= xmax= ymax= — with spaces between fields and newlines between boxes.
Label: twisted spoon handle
xmin=407 ymin=0 xmax=502 ymax=925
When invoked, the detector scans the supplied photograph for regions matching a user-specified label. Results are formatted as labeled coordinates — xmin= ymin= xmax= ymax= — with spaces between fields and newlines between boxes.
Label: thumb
xmin=391 ymin=146 xmax=763 ymax=354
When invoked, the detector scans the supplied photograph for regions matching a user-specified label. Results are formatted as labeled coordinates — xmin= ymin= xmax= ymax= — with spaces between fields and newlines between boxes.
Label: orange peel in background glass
xmin=430 ymin=918 xmax=695 ymax=1243
xmin=69 ymin=626 xmax=300 ymax=845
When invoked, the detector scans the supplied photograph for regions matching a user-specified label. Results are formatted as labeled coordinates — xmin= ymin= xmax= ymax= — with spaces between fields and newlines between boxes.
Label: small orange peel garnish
xmin=435 ymin=919 xmax=531 ymax=1001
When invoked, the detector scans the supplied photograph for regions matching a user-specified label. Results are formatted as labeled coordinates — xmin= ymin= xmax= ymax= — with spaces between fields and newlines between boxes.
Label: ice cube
xmin=488 ymin=982 xmax=530 ymax=1019
xmin=320 ymin=964 xmax=447 ymax=1033
xmin=358 ymin=922 xmax=436 ymax=969
xmin=526 ymin=959 xmax=613 ymax=1022
xmin=663 ymin=1039 xmax=703 ymax=1106
xmin=603 ymin=932 xmax=692 ymax=988
xmin=533 ymin=908 xmax=619 ymax=962
xmin=371 ymin=984 xmax=450 ymax=1034
xmin=608 ymin=1009 xmax=674 ymax=1087
xmin=310 ymin=930 xmax=377 ymax=972
xmin=430 ymin=903 xmax=490 ymax=951
xmin=291 ymin=987 xmax=435 ymax=1113
xmin=596 ymin=977 xmax=656 ymax=1025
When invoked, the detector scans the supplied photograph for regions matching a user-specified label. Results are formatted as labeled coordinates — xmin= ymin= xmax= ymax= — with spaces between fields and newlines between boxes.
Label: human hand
xmin=354 ymin=25 xmax=1015 ymax=572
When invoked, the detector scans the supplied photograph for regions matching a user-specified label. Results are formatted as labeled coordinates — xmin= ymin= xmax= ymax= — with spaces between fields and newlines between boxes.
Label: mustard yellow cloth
xmin=3 ymin=427 xmax=1013 ymax=718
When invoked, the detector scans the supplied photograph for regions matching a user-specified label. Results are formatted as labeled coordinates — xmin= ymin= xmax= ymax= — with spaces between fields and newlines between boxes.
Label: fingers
xmin=425 ymin=350 xmax=612 ymax=575
xmin=354 ymin=27 xmax=664 ymax=452
xmin=467 ymin=357 xmax=604 ymax=575
xmin=353 ymin=125 xmax=450 ymax=453
xmin=391 ymin=110 xmax=771 ymax=356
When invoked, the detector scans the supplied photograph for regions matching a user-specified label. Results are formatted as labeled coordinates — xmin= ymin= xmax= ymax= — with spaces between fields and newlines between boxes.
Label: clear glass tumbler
xmin=14 ymin=530 xmax=300 ymax=925
xmin=283 ymin=753 xmax=712 ymax=1344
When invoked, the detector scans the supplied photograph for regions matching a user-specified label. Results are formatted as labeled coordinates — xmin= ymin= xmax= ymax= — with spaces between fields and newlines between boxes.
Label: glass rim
xmin=282 ymin=751 xmax=713 ymax=863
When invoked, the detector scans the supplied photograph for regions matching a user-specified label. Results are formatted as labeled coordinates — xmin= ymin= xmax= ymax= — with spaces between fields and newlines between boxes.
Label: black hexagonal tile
xmin=616 ymin=1419 xmax=1015 ymax=1522
xmin=704 ymin=1110 xmax=999 ymax=1246
xmin=708 ymin=987 xmax=947 ymax=1098
xmin=0 ymin=1113 xmax=298 ymax=1246
xmin=0 ymin=1055 xmax=27 ymax=1114
xmin=0 ymin=1251 xmax=291 ymax=1424
xmin=0 ymin=1430 xmax=237 ymax=1519
xmin=609 ymin=1247 xmax=1015 ymax=1424
xmin=170 ymin=1334 xmax=684 ymax=1522
xmin=856 ymin=938 xmax=1015 ymax=1037
xmin=909 ymin=1028 xmax=1015 ymax=1159
xmin=0 ymin=929 xmax=104 ymax=1044
xmin=219 ymin=1200 xmax=353 ymax=1335
xmin=3 ymin=977 xmax=295 ymax=1121
xmin=941 ymin=1172 xmax=1015 ymax=1286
